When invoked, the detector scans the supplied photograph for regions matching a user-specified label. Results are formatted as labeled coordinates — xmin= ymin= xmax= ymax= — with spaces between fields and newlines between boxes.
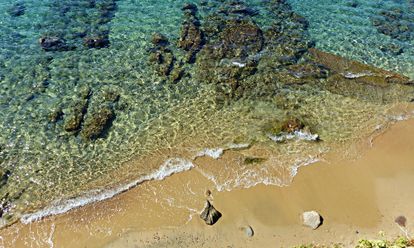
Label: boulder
xmin=200 ymin=200 xmax=222 ymax=225
xmin=83 ymin=35 xmax=110 ymax=49
xmin=302 ymin=210 xmax=322 ymax=229
xmin=39 ymin=36 xmax=69 ymax=52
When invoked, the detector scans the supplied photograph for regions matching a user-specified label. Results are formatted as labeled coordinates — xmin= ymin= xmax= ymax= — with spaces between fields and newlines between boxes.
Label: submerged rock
xmin=83 ymin=35 xmax=110 ymax=49
xmin=178 ymin=3 xmax=204 ymax=63
xmin=371 ymin=7 xmax=414 ymax=42
xmin=8 ymin=2 xmax=25 ymax=17
xmin=63 ymin=99 xmax=89 ymax=131
xmin=200 ymin=200 xmax=222 ymax=225
xmin=151 ymin=33 xmax=169 ymax=47
xmin=39 ymin=36 xmax=70 ymax=52
xmin=80 ymin=105 xmax=115 ymax=140
xmin=0 ymin=170 xmax=11 ymax=188
xmin=63 ymin=86 xmax=91 ymax=132
xmin=302 ymin=211 xmax=322 ymax=229
xmin=244 ymin=157 xmax=267 ymax=165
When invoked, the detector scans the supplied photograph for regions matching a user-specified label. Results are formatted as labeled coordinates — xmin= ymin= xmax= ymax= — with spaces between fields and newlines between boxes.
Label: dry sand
xmin=1 ymin=118 xmax=414 ymax=247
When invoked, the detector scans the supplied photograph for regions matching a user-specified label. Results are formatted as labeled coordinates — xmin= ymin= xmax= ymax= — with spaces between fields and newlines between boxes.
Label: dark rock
xmin=49 ymin=107 xmax=63 ymax=123
xmin=151 ymin=33 xmax=169 ymax=47
xmin=371 ymin=7 xmax=414 ymax=42
xmin=200 ymin=200 xmax=222 ymax=225
xmin=63 ymin=99 xmax=89 ymax=131
xmin=101 ymin=90 xmax=120 ymax=102
xmin=395 ymin=215 xmax=407 ymax=227
xmin=0 ymin=169 xmax=11 ymax=188
xmin=178 ymin=4 xmax=204 ymax=63
xmin=281 ymin=118 xmax=304 ymax=133
xmin=380 ymin=43 xmax=404 ymax=55
xmin=347 ymin=1 xmax=359 ymax=8
xmin=182 ymin=3 xmax=198 ymax=13
xmin=169 ymin=66 xmax=185 ymax=83
xmin=148 ymin=48 xmax=175 ymax=76
xmin=219 ymin=19 xmax=264 ymax=59
xmin=8 ymin=2 xmax=25 ymax=17
xmin=83 ymin=35 xmax=110 ymax=49
xmin=39 ymin=36 xmax=70 ymax=52
xmin=244 ymin=157 xmax=267 ymax=165
xmin=63 ymin=87 xmax=91 ymax=131
xmin=80 ymin=105 xmax=115 ymax=140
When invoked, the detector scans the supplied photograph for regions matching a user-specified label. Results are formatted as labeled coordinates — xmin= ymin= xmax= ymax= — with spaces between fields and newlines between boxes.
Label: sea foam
xmin=21 ymin=158 xmax=194 ymax=224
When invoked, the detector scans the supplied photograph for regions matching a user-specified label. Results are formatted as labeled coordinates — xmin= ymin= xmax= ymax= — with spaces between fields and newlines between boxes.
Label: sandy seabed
xmin=2 ymin=117 xmax=414 ymax=247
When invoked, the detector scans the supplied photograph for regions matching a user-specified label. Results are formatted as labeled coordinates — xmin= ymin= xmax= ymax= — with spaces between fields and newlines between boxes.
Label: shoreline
xmin=1 ymin=118 xmax=414 ymax=247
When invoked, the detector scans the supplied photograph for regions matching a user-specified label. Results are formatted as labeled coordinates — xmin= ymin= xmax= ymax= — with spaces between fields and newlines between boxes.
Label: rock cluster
xmin=52 ymin=86 xmax=119 ymax=141
xmin=371 ymin=7 xmax=414 ymax=42
xmin=148 ymin=0 xmax=414 ymax=106
xmin=38 ymin=0 xmax=118 ymax=52
xmin=148 ymin=33 xmax=185 ymax=83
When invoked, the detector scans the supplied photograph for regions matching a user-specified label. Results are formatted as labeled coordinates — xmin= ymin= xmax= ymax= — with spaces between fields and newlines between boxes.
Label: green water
xmin=0 ymin=0 xmax=413 ymax=227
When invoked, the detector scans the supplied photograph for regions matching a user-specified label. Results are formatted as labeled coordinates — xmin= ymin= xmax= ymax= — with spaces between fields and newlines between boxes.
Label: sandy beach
xmin=0 ymin=116 xmax=413 ymax=247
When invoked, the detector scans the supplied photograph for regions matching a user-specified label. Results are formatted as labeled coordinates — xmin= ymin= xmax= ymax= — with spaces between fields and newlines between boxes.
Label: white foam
xmin=194 ymin=143 xmax=250 ymax=160
xmin=21 ymin=158 xmax=194 ymax=224
xmin=227 ymin=143 xmax=250 ymax=150
xmin=389 ymin=115 xmax=409 ymax=121
xmin=232 ymin=61 xmax=246 ymax=67
xmin=341 ymin=71 xmax=373 ymax=79
xmin=195 ymin=148 xmax=224 ymax=159
xmin=289 ymin=157 xmax=320 ymax=177
xmin=268 ymin=130 xmax=319 ymax=142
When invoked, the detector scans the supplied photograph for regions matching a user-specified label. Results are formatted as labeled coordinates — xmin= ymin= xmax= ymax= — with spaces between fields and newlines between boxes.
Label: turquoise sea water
xmin=0 ymin=0 xmax=413 ymax=227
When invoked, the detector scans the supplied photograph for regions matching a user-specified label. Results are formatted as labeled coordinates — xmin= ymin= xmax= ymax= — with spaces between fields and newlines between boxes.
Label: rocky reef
xmin=50 ymin=86 xmax=120 ymax=140
xmin=38 ymin=0 xmax=118 ymax=52
xmin=371 ymin=6 xmax=414 ymax=42
xmin=148 ymin=0 xmax=413 ymax=105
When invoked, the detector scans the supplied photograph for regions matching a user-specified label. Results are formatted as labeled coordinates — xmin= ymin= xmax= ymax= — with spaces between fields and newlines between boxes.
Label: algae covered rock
xmin=39 ymin=36 xmax=70 ymax=52
xmin=178 ymin=3 xmax=204 ymax=63
xmin=83 ymin=34 xmax=110 ymax=49
xmin=80 ymin=105 xmax=115 ymax=140
xmin=151 ymin=33 xmax=169 ymax=47
xmin=63 ymin=86 xmax=91 ymax=131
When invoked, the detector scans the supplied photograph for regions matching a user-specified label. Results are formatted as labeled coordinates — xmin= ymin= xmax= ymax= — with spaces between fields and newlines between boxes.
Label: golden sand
xmin=1 ymin=118 xmax=414 ymax=247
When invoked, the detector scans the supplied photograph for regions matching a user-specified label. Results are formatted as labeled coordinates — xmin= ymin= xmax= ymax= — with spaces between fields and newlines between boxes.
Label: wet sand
xmin=1 ymin=118 xmax=414 ymax=247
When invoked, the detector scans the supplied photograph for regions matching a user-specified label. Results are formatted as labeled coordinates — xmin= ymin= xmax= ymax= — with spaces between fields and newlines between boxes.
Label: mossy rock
xmin=263 ymin=117 xmax=306 ymax=135
xmin=244 ymin=157 xmax=267 ymax=165
xmin=80 ymin=105 xmax=115 ymax=140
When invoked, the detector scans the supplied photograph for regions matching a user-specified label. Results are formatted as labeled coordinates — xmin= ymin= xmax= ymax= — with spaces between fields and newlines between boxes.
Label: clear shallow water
xmin=0 ymin=0 xmax=413 ymax=226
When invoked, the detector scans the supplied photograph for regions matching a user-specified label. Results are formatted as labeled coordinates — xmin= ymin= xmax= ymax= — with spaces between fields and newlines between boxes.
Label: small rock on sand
xmin=200 ymin=200 xmax=221 ymax=225
xmin=242 ymin=225 xmax=254 ymax=237
xmin=302 ymin=210 xmax=322 ymax=229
